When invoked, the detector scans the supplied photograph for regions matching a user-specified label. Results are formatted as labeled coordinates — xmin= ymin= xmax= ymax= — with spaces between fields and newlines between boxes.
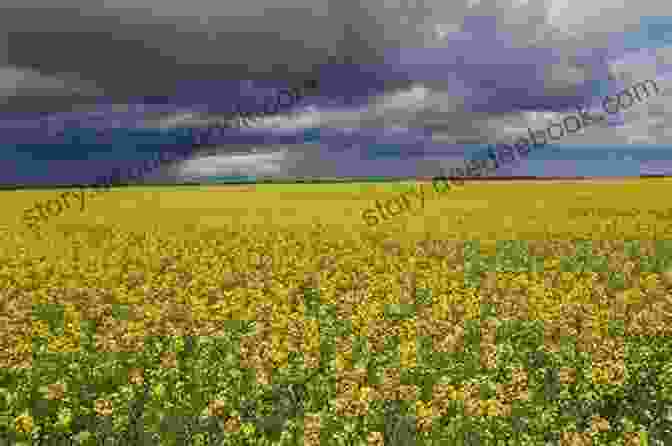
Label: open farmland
xmin=0 ymin=179 xmax=671 ymax=446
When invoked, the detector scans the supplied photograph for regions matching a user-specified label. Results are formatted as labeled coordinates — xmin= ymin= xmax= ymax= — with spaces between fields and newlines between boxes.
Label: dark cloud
xmin=2 ymin=0 xmax=672 ymax=184
xmin=0 ymin=0 xmax=417 ymax=113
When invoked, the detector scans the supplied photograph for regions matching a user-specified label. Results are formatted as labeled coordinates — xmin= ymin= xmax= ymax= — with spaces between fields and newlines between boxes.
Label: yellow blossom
xmin=14 ymin=413 xmax=34 ymax=433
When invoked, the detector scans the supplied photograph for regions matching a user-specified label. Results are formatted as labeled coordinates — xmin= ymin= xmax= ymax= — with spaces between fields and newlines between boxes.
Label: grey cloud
xmin=3 ymin=0 xmax=672 ymax=183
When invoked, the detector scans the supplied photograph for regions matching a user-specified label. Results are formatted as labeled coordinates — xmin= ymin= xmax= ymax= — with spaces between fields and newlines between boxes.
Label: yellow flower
xmin=14 ymin=413 xmax=34 ymax=433
xmin=481 ymin=399 xmax=507 ymax=417
xmin=415 ymin=400 xmax=434 ymax=419
xmin=591 ymin=365 xmax=610 ymax=385
xmin=357 ymin=386 xmax=375 ymax=402
xmin=452 ymin=385 xmax=464 ymax=400
xmin=272 ymin=348 xmax=289 ymax=367
xmin=32 ymin=320 xmax=50 ymax=337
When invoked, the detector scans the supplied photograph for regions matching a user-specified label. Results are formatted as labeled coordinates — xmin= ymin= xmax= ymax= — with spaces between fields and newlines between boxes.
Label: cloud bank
xmin=1 ymin=0 xmax=672 ymax=184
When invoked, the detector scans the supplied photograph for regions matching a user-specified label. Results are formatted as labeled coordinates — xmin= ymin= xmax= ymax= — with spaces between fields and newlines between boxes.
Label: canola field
xmin=0 ymin=179 xmax=671 ymax=446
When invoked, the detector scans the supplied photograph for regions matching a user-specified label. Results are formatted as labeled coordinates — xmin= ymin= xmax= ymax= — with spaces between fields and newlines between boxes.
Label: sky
xmin=1 ymin=0 xmax=672 ymax=185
